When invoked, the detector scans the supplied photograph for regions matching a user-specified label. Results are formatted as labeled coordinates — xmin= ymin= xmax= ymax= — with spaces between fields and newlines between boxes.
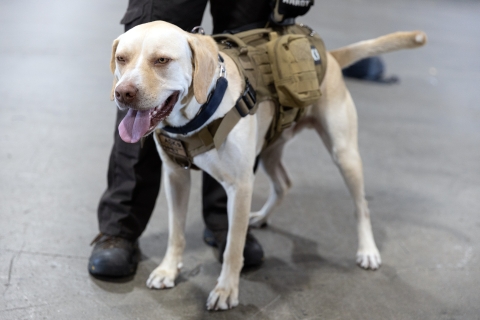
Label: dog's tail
xmin=330 ymin=31 xmax=427 ymax=69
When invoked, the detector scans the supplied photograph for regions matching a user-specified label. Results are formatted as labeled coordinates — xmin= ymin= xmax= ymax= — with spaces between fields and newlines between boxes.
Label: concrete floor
xmin=1 ymin=0 xmax=479 ymax=319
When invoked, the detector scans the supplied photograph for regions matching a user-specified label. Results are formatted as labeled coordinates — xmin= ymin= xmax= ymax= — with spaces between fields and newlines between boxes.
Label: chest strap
xmin=156 ymin=79 xmax=257 ymax=169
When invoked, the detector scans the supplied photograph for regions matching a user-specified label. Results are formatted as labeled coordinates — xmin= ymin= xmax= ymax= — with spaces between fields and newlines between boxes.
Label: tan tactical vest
xmin=156 ymin=24 xmax=328 ymax=169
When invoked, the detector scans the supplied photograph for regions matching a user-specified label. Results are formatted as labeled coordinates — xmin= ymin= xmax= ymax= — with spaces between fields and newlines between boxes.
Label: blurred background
xmin=1 ymin=0 xmax=479 ymax=319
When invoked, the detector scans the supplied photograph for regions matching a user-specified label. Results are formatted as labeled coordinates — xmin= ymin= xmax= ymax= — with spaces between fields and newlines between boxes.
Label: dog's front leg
xmin=146 ymin=164 xmax=190 ymax=289
xmin=206 ymin=177 xmax=253 ymax=310
xmin=197 ymin=114 xmax=259 ymax=310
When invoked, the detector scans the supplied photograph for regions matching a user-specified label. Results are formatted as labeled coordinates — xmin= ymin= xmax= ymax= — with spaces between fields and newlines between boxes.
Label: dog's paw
xmin=206 ymin=284 xmax=239 ymax=311
xmin=146 ymin=267 xmax=178 ymax=289
xmin=249 ymin=212 xmax=268 ymax=228
xmin=356 ymin=249 xmax=382 ymax=270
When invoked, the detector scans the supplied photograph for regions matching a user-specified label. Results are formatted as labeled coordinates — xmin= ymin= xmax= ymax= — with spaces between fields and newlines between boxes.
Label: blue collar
xmin=162 ymin=56 xmax=228 ymax=135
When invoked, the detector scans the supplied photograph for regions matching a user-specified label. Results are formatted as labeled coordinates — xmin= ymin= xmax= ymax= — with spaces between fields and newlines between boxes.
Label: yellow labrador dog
xmin=110 ymin=21 xmax=426 ymax=310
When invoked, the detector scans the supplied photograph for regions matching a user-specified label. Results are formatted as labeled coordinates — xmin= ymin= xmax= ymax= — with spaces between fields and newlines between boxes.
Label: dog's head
xmin=110 ymin=21 xmax=219 ymax=143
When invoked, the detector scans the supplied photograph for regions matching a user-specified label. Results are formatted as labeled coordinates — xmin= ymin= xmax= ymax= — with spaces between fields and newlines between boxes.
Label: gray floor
xmin=1 ymin=0 xmax=479 ymax=319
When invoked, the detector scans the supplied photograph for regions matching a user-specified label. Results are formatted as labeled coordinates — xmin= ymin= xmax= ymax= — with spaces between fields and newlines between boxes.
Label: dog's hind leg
xmin=249 ymin=136 xmax=291 ymax=228
xmin=146 ymin=163 xmax=191 ymax=289
xmin=311 ymin=56 xmax=381 ymax=270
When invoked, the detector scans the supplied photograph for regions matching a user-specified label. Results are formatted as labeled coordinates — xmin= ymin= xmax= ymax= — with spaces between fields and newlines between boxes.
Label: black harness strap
xmin=235 ymin=79 xmax=256 ymax=117
xmin=162 ymin=77 xmax=228 ymax=135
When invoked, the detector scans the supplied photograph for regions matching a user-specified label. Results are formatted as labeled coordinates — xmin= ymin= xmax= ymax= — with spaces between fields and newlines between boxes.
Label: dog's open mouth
xmin=118 ymin=91 xmax=180 ymax=143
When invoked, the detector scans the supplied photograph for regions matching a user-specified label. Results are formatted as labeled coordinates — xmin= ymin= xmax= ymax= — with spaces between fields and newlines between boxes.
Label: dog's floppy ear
xmin=187 ymin=34 xmax=218 ymax=104
xmin=109 ymin=38 xmax=120 ymax=101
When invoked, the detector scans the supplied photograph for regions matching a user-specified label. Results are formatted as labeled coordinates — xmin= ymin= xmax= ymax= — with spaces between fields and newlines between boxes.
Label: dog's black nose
xmin=115 ymin=83 xmax=138 ymax=104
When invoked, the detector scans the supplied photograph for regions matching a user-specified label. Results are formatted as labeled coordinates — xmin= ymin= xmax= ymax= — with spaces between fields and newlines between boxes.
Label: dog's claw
xmin=206 ymin=285 xmax=239 ymax=311
xmin=146 ymin=268 xmax=177 ymax=289
xmin=356 ymin=250 xmax=382 ymax=270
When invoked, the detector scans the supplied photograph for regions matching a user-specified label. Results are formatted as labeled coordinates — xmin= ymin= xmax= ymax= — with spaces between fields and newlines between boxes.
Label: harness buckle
xmin=235 ymin=79 xmax=257 ymax=117
xmin=190 ymin=26 xmax=205 ymax=35
xmin=179 ymin=158 xmax=192 ymax=170
xmin=220 ymin=40 xmax=233 ymax=49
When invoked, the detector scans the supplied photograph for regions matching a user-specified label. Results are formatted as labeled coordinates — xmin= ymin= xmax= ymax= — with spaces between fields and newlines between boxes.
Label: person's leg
xmin=199 ymin=0 xmax=272 ymax=268
xmin=202 ymin=172 xmax=228 ymax=235
xmin=202 ymin=172 xmax=264 ymax=268
xmin=342 ymin=57 xmax=398 ymax=84
xmin=90 ymin=109 xmax=162 ymax=277
xmin=90 ymin=0 xmax=208 ymax=278
xmin=97 ymin=109 xmax=162 ymax=240
xmin=210 ymin=0 xmax=271 ymax=33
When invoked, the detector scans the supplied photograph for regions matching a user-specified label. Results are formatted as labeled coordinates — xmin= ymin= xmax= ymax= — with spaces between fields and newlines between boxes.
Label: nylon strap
xmin=156 ymin=101 xmax=252 ymax=169
xmin=156 ymin=80 xmax=257 ymax=169
xmin=162 ymin=77 xmax=228 ymax=135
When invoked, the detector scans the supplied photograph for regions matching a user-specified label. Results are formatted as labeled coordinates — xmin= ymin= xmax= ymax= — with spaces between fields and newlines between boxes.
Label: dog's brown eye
xmin=155 ymin=57 xmax=171 ymax=65
xmin=116 ymin=56 xmax=125 ymax=62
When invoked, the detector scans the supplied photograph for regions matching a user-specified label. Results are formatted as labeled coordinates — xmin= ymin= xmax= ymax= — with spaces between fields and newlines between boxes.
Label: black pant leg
xmin=98 ymin=109 xmax=162 ymax=240
xmin=210 ymin=0 xmax=271 ymax=33
xmin=98 ymin=0 xmax=208 ymax=240
xmin=202 ymin=172 xmax=228 ymax=232
xmin=151 ymin=0 xmax=208 ymax=30
xmin=201 ymin=0 xmax=271 ymax=230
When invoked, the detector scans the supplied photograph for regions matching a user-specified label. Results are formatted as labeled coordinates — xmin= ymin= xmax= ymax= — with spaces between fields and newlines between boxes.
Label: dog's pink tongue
xmin=118 ymin=109 xmax=150 ymax=143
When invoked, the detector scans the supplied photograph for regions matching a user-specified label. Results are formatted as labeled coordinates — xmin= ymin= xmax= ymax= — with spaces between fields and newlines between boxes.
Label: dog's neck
xmin=160 ymin=56 xmax=228 ymax=132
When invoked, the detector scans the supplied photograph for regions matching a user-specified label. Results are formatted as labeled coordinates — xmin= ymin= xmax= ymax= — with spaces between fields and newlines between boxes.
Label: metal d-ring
xmin=190 ymin=26 xmax=205 ymax=35
xmin=176 ymin=157 xmax=192 ymax=170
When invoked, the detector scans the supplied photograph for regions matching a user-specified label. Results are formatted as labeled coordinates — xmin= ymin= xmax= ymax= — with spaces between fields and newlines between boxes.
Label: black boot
xmin=203 ymin=228 xmax=264 ymax=268
xmin=88 ymin=234 xmax=140 ymax=277
xmin=202 ymin=172 xmax=264 ymax=268
xmin=343 ymin=57 xmax=398 ymax=84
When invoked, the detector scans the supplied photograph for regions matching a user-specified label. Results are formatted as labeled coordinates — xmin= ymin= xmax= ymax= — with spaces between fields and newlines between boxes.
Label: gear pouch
xmin=267 ymin=33 xmax=321 ymax=108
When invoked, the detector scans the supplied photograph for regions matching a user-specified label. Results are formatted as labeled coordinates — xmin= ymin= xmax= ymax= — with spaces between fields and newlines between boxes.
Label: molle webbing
xmin=213 ymin=24 xmax=328 ymax=108
xmin=214 ymin=24 xmax=327 ymax=146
